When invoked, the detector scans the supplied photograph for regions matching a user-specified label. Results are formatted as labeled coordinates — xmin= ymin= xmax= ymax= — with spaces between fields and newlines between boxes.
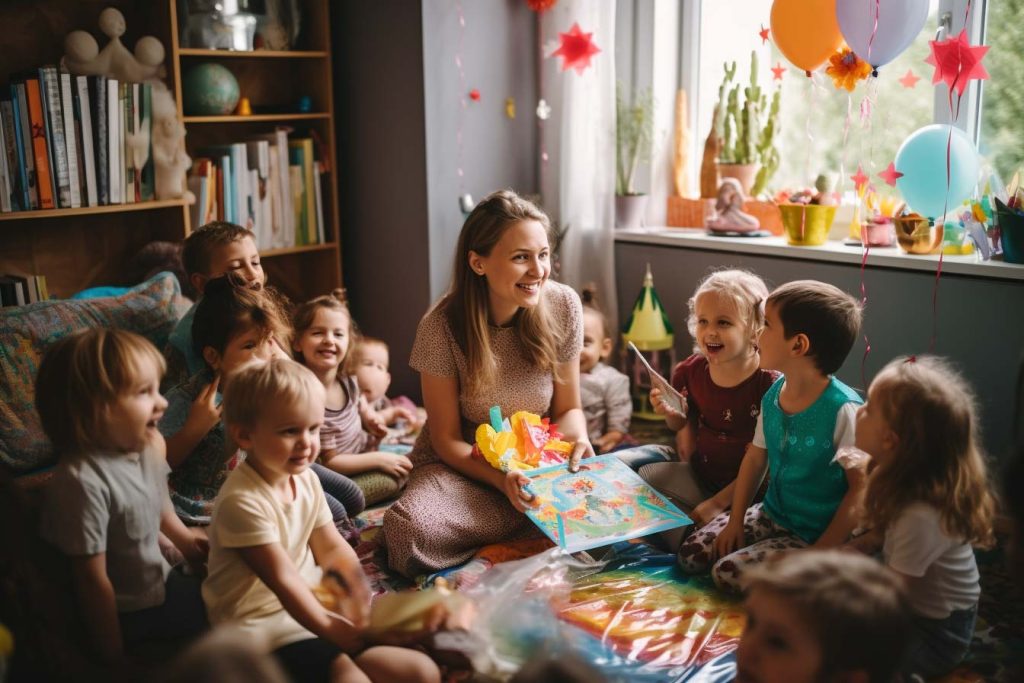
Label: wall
xmin=615 ymin=241 xmax=1024 ymax=465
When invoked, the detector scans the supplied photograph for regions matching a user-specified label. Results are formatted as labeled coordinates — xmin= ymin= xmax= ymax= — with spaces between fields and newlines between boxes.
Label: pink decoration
xmin=878 ymin=162 xmax=904 ymax=187
xmin=759 ymin=25 xmax=770 ymax=44
xmin=925 ymin=29 xmax=989 ymax=97
xmin=469 ymin=88 xmax=481 ymax=101
xmin=551 ymin=22 xmax=601 ymax=75
xmin=526 ymin=0 xmax=557 ymax=11
xmin=898 ymin=68 xmax=921 ymax=88
xmin=851 ymin=165 xmax=869 ymax=193
xmin=771 ymin=62 xmax=786 ymax=80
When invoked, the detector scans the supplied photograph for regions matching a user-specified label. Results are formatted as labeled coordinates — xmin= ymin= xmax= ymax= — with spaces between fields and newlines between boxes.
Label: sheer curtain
xmin=540 ymin=1 xmax=618 ymax=329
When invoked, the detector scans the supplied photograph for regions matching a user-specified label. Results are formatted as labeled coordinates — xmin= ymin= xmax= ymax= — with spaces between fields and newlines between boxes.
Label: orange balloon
xmin=770 ymin=0 xmax=843 ymax=74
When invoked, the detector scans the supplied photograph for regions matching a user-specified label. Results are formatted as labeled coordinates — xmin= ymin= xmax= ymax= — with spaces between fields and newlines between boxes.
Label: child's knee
xmin=330 ymin=653 xmax=368 ymax=683
xmin=676 ymin=527 xmax=718 ymax=574
xmin=710 ymin=554 xmax=745 ymax=593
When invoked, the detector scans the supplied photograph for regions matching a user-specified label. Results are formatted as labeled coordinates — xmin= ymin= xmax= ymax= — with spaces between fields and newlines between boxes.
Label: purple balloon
xmin=836 ymin=0 xmax=929 ymax=69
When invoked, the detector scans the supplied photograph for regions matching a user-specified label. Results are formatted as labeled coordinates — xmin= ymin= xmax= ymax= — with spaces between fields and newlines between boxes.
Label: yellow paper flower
xmin=827 ymin=48 xmax=872 ymax=92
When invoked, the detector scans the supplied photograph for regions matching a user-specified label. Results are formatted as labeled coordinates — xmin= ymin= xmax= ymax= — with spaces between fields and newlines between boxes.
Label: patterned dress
xmin=382 ymin=282 xmax=583 ymax=577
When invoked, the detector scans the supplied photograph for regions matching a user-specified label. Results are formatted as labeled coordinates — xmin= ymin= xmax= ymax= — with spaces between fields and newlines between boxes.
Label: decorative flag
xmin=550 ymin=22 xmax=601 ymax=75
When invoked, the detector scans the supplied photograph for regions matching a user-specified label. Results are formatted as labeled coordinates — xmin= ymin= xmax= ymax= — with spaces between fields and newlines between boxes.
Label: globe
xmin=182 ymin=63 xmax=241 ymax=116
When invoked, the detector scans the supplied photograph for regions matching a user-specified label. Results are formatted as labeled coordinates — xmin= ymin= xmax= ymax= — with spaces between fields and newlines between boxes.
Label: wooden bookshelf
xmin=0 ymin=0 xmax=342 ymax=302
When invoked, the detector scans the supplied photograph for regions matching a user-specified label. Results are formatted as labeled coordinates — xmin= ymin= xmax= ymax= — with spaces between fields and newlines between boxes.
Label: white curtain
xmin=540 ymin=1 xmax=618 ymax=329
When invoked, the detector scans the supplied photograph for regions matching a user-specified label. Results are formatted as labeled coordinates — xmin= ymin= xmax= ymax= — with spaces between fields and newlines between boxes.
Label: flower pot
xmin=616 ymin=194 xmax=649 ymax=230
xmin=778 ymin=204 xmax=835 ymax=246
xmin=997 ymin=210 xmax=1024 ymax=264
xmin=894 ymin=214 xmax=943 ymax=255
xmin=717 ymin=163 xmax=759 ymax=196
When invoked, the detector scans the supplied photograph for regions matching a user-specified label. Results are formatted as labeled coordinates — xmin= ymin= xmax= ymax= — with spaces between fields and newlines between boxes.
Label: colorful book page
xmin=523 ymin=455 xmax=691 ymax=553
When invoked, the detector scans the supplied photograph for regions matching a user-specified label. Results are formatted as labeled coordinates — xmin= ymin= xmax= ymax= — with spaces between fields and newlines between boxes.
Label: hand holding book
xmin=627 ymin=341 xmax=686 ymax=418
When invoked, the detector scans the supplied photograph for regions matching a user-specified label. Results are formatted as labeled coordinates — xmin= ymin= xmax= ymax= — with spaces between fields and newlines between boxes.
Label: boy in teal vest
xmin=678 ymin=280 xmax=865 ymax=592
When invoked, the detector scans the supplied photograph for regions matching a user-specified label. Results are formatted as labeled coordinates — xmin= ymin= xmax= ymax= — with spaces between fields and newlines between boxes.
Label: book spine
xmin=91 ymin=76 xmax=108 ymax=205
xmin=13 ymin=83 xmax=39 ymax=209
xmin=107 ymin=78 xmax=119 ymax=204
xmin=0 ymin=98 xmax=21 ymax=210
xmin=313 ymin=160 xmax=325 ymax=244
xmin=0 ymin=114 xmax=11 ymax=212
xmin=59 ymin=70 xmax=81 ymax=208
xmin=7 ymin=90 xmax=31 ymax=210
xmin=24 ymin=79 xmax=54 ymax=209
xmin=40 ymin=67 xmax=71 ymax=208
xmin=139 ymin=83 xmax=154 ymax=201
xmin=76 ymin=76 xmax=97 ymax=207
xmin=121 ymin=82 xmax=132 ymax=204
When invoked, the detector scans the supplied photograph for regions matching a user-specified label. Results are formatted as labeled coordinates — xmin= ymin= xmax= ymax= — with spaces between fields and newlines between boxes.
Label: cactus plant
xmin=715 ymin=51 xmax=781 ymax=195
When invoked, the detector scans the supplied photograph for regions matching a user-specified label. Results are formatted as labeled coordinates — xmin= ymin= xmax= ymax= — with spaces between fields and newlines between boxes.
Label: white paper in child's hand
xmin=832 ymin=446 xmax=871 ymax=470
xmin=627 ymin=342 xmax=686 ymax=416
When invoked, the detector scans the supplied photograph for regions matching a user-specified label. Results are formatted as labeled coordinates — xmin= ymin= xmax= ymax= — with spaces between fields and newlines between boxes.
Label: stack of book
xmin=0 ymin=66 xmax=155 ymax=212
xmin=0 ymin=273 xmax=48 ymax=307
xmin=188 ymin=130 xmax=325 ymax=250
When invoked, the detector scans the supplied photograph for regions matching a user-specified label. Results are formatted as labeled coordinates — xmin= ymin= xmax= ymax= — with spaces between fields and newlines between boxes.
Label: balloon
xmin=837 ymin=0 xmax=929 ymax=70
xmin=895 ymin=125 xmax=980 ymax=220
xmin=770 ymin=0 xmax=844 ymax=74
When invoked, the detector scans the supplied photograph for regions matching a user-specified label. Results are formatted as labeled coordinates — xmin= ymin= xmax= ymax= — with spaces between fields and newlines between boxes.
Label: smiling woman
xmin=382 ymin=190 xmax=591 ymax=578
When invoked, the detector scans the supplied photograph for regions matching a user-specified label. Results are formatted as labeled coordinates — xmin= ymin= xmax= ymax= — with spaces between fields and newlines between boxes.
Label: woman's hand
xmin=502 ymin=470 xmax=539 ymax=512
xmin=567 ymin=439 xmax=596 ymax=473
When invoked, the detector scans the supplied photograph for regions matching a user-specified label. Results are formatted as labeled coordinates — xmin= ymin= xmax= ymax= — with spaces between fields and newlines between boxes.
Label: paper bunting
xmin=851 ymin=165 xmax=869 ymax=193
xmin=878 ymin=162 xmax=904 ymax=187
xmin=759 ymin=25 xmax=770 ymax=44
xmin=925 ymin=29 xmax=989 ymax=97
xmin=771 ymin=62 xmax=786 ymax=80
xmin=551 ymin=22 xmax=601 ymax=75
xmin=898 ymin=69 xmax=921 ymax=88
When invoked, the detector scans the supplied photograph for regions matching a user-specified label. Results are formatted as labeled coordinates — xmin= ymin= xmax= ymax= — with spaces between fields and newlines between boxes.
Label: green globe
xmin=182 ymin=63 xmax=241 ymax=116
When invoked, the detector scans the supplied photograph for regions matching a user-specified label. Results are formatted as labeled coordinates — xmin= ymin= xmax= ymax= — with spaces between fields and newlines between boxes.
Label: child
xmin=348 ymin=337 xmax=425 ymax=438
xmin=204 ymin=359 xmax=440 ymax=683
xmin=165 ymin=222 xmax=266 ymax=387
xmin=578 ymin=286 xmax=631 ymax=453
xmin=851 ymin=356 xmax=995 ymax=679
xmin=36 ymin=329 xmax=208 ymax=663
xmin=639 ymin=270 xmax=778 ymax=529
xmin=735 ymin=550 xmax=911 ymax=683
xmin=159 ymin=275 xmax=299 ymax=526
xmin=293 ymin=292 xmax=413 ymax=506
xmin=678 ymin=280 xmax=864 ymax=591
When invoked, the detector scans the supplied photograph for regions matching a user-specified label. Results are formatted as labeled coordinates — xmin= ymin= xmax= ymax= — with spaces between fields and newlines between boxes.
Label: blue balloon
xmin=895 ymin=125 xmax=980 ymax=220
xmin=837 ymin=0 xmax=929 ymax=69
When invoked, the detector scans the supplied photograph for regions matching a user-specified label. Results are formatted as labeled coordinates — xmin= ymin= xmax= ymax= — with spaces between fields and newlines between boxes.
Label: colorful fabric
xmin=0 ymin=272 xmax=190 ymax=474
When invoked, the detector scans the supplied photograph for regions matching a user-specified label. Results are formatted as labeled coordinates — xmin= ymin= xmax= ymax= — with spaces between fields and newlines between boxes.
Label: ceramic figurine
xmin=706 ymin=178 xmax=759 ymax=231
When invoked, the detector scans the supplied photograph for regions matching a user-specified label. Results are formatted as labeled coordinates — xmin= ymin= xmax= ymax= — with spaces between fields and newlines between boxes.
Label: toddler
xmin=37 ymin=329 xmax=208 ymax=663
xmin=850 ymin=356 xmax=995 ymax=679
xmin=293 ymin=292 xmax=413 ymax=506
xmin=165 ymin=221 xmax=266 ymax=387
xmin=735 ymin=550 xmax=911 ymax=683
xmin=204 ymin=359 xmax=439 ymax=683
xmin=578 ymin=286 xmax=631 ymax=453
xmin=640 ymin=270 xmax=778 ymax=531
xmin=678 ymin=280 xmax=865 ymax=590
xmin=348 ymin=337 xmax=425 ymax=440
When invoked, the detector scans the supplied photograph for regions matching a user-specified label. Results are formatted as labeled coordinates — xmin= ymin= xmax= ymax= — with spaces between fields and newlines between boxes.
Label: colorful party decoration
xmin=474 ymin=409 xmax=572 ymax=472
xmin=469 ymin=88 xmax=481 ymax=102
xmin=759 ymin=25 xmax=770 ymax=44
xmin=536 ymin=98 xmax=551 ymax=120
xmin=526 ymin=0 xmax=557 ymax=11
xmin=551 ymin=22 xmax=601 ymax=75
xmin=851 ymin=165 xmax=869 ymax=193
xmin=926 ymin=30 xmax=989 ymax=97
xmin=769 ymin=0 xmax=843 ymax=74
xmin=771 ymin=63 xmax=786 ymax=81
xmin=895 ymin=124 xmax=980 ymax=219
xmin=836 ymin=0 xmax=929 ymax=71
xmin=899 ymin=69 xmax=921 ymax=88
xmin=505 ymin=97 xmax=516 ymax=118
xmin=878 ymin=162 xmax=904 ymax=187
xmin=826 ymin=48 xmax=872 ymax=91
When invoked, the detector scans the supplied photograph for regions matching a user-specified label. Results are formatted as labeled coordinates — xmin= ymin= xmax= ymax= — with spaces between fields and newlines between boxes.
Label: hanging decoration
xmin=898 ymin=69 xmax=921 ymax=88
xmin=837 ymin=0 xmax=929 ymax=73
xmin=925 ymin=29 xmax=989 ymax=98
xmin=894 ymin=124 xmax=980 ymax=219
xmin=505 ymin=97 xmax=516 ymax=118
xmin=851 ymin=165 xmax=869 ymax=194
xmin=826 ymin=48 xmax=872 ymax=92
xmin=878 ymin=162 xmax=904 ymax=188
xmin=454 ymin=1 xmax=467 ymax=190
xmin=550 ymin=22 xmax=601 ymax=75
xmin=536 ymin=98 xmax=551 ymax=120
xmin=769 ymin=0 xmax=843 ymax=75
xmin=759 ymin=25 xmax=770 ymax=44
xmin=526 ymin=0 xmax=557 ymax=12
xmin=771 ymin=63 xmax=786 ymax=81
xmin=469 ymin=88 xmax=481 ymax=102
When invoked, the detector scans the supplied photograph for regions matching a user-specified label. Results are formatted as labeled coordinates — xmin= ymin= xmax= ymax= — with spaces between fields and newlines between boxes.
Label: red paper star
xmin=898 ymin=69 xmax=921 ymax=88
xmin=879 ymin=162 xmax=904 ymax=187
xmin=771 ymin=63 xmax=786 ymax=80
xmin=469 ymin=88 xmax=481 ymax=102
xmin=759 ymin=25 xmax=770 ymax=44
xmin=551 ymin=22 xmax=601 ymax=75
xmin=851 ymin=165 xmax=869 ymax=193
xmin=925 ymin=29 xmax=989 ymax=97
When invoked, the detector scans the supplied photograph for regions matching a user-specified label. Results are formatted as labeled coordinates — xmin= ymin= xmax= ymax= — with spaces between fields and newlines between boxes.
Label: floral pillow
xmin=0 ymin=272 xmax=189 ymax=475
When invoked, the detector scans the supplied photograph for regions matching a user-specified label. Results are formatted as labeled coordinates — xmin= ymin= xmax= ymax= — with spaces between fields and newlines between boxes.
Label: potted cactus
xmin=714 ymin=52 xmax=780 ymax=197
xmin=615 ymin=83 xmax=655 ymax=229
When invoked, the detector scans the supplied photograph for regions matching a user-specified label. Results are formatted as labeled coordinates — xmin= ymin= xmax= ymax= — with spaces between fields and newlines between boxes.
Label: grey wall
xmin=615 ymin=241 xmax=1024 ymax=466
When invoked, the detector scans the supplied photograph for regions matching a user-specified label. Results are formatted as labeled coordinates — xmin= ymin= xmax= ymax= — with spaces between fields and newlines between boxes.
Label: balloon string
xmin=803 ymin=75 xmax=817 ymax=186
xmin=455 ymin=1 xmax=467 ymax=189
xmin=537 ymin=12 xmax=547 ymax=180
xmin=867 ymin=0 xmax=881 ymax=66
xmin=837 ymin=94 xmax=853 ymax=199
xmin=860 ymin=242 xmax=871 ymax=391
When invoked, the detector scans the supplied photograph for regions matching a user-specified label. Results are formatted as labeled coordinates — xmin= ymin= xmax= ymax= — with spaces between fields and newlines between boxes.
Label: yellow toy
xmin=474 ymin=407 xmax=572 ymax=472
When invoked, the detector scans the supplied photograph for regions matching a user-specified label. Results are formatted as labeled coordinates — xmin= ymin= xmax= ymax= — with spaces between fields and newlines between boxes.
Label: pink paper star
xmin=898 ymin=69 xmax=921 ymax=88
xmin=759 ymin=25 xmax=770 ymax=44
xmin=925 ymin=29 xmax=989 ymax=97
xmin=771 ymin=63 xmax=786 ymax=81
xmin=551 ymin=22 xmax=601 ymax=75
xmin=851 ymin=165 xmax=869 ymax=193
xmin=879 ymin=162 xmax=904 ymax=187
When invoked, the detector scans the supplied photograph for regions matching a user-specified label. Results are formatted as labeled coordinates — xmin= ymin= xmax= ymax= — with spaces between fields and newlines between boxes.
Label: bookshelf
xmin=0 ymin=0 xmax=342 ymax=302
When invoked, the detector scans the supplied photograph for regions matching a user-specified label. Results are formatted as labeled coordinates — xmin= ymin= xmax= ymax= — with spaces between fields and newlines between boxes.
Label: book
xmin=13 ymin=82 xmax=39 ymax=209
xmin=627 ymin=341 xmax=686 ymax=415
xmin=90 ymin=76 xmax=108 ymax=205
xmin=288 ymin=139 xmax=316 ymax=245
xmin=75 ymin=76 xmax=97 ymax=206
xmin=5 ymin=90 xmax=30 ymax=210
xmin=522 ymin=455 xmax=691 ymax=553
xmin=0 ymin=113 xmax=11 ymax=212
xmin=288 ymin=163 xmax=304 ymax=246
xmin=24 ymin=79 xmax=54 ymax=209
xmin=121 ymin=82 xmax=133 ymax=204
xmin=39 ymin=66 xmax=71 ymax=208
xmin=313 ymin=160 xmax=325 ymax=244
xmin=107 ymin=78 xmax=120 ymax=204
xmin=139 ymin=83 xmax=154 ymax=201
xmin=254 ymin=127 xmax=293 ymax=249
xmin=246 ymin=140 xmax=272 ymax=249
xmin=58 ymin=69 xmax=82 ymax=208
xmin=0 ymin=98 xmax=19 ymax=210
xmin=0 ymin=275 xmax=21 ymax=306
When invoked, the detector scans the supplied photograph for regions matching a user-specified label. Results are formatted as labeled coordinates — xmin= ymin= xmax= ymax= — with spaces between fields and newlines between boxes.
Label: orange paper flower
xmin=826 ymin=48 xmax=872 ymax=92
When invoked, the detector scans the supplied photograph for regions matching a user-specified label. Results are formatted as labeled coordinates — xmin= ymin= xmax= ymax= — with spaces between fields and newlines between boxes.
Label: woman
xmin=382 ymin=190 xmax=592 ymax=577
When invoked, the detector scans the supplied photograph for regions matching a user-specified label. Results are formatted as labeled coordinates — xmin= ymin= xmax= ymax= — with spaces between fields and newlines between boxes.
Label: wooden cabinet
xmin=0 ymin=0 xmax=341 ymax=302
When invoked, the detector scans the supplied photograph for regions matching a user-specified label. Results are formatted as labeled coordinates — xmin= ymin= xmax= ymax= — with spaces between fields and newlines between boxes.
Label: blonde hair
xmin=440 ymin=190 xmax=563 ymax=393
xmin=345 ymin=336 xmax=388 ymax=374
xmin=744 ymin=550 xmax=911 ymax=683
xmin=863 ymin=356 xmax=996 ymax=548
xmin=35 ymin=328 xmax=166 ymax=455
xmin=291 ymin=289 xmax=357 ymax=362
xmin=223 ymin=358 xmax=324 ymax=429
xmin=687 ymin=269 xmax=768 ymax=354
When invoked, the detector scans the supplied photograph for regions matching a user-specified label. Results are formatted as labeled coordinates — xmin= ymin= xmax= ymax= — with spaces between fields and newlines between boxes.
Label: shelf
xmin=261 ymin=243 xmax=338 ymax=258
xmin=0 ymin=199 xmax=189 ymax=222
xmin=178 ymin=48 xmax=329 ymax=59
xmin=183 ymin=113 xmax=330 ymax=123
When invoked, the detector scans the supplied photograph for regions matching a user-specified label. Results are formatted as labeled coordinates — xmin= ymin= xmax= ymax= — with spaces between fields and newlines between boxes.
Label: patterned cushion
xmin=0 ymin=272 xmax=190 ymax=475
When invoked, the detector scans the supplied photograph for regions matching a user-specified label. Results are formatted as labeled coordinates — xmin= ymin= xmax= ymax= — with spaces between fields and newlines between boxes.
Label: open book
xmin=627 ymin=341 xmax=686 ymax=416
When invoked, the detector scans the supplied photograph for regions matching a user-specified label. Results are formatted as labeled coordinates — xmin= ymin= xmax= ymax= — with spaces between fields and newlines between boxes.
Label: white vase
xmin=615 ymin=194 xmax=648 ymax=230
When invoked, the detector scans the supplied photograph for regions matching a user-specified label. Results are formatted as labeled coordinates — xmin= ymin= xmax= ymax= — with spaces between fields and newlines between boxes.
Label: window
xmin=978 ymin=0 xmax=1024 ymax=183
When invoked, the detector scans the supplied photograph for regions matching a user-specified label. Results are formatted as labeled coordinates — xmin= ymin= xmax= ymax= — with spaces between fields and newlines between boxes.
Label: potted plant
xmin=714 ymin=52 xmax=780 ymax=197
xmin=616 ymin=83 xmax=655 ymax=229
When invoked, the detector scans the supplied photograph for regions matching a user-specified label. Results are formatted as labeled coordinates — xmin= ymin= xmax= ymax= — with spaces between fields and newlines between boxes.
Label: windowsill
xmin=614 ymin=227 xmax=1024 ymax=282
